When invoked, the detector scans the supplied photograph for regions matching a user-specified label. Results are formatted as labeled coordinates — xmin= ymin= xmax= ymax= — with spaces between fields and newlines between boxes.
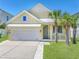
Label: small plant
xmin=0 ymin=23 xmax=6 ymax=29
xmin=0 ymin=33 xmax=2 ymax=38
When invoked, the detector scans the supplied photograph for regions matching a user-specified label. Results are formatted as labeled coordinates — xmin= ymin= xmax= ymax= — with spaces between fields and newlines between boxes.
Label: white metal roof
xmin=40 ymin=18 xmax=54 ymax=23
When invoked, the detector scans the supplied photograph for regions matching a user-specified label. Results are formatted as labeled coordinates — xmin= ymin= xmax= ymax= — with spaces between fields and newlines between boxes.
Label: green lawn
xmin=44 ymin=42 xmax=79 ymax=59
xmin=0 ymin=35 xmax=8 ymax=43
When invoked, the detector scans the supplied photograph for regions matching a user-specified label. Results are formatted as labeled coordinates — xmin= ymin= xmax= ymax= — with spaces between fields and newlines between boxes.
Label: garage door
xmin=10 ymin=27 xmax=41 ymax=41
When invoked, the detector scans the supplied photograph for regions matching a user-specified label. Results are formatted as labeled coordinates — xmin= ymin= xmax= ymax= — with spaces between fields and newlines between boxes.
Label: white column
xmin=70 ymin=27 xmax=73 ymax=38
xmin=50 ymin=24 xmax=52 ymax=40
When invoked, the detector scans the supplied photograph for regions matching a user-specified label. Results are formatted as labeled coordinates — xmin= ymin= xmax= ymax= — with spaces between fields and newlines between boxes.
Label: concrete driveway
xmin=0 ymin=40 xmax=39 ymax=59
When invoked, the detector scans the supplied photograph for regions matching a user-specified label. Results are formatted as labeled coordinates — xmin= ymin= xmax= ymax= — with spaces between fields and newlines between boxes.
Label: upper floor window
xmin=7 ymin=16 xmax=9 ymax=21
xmin=23 ymin=16 xmax=27 ymax=21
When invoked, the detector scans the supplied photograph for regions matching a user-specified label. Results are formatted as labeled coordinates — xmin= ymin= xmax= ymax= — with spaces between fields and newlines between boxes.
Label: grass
xmin=0 ymin=35 xmax=8 ymax=43
xmin=44 ymin=42 xmax=79 ymax=59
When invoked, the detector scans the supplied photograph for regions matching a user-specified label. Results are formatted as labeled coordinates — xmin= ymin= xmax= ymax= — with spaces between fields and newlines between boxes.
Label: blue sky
xmin=0 ymin=0 xmax=79 ymax=15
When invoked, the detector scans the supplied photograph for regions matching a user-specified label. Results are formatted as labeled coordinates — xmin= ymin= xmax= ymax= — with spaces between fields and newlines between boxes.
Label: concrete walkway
xmin=34 ymin=42 xmax=44 ymax=59
xmin=0 ymin=40 xmax=39 ymax=59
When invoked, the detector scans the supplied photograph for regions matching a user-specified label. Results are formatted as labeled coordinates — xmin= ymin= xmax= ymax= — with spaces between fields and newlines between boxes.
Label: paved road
xmin=0 ymin=41 xmax=39 ymax=59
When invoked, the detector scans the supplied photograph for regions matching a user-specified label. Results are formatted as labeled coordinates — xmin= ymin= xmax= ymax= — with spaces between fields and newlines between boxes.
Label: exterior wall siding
xmin=51 ymin=26 xmax=67 ymax=41
xmin=7 ymin=24 xmax=66 ymax=41
xmin=7 ymin=27 xmax=42 ymax=40
xmin=0 ymin=9 xmax=13 ymax=24
xmin=9 ymin=12 xmax=40 ymax=24
xmin=41 ymin=24 xmax=66 ymax=41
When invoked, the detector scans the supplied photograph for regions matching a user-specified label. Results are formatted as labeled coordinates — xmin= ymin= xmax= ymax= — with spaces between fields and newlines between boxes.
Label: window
xmin=23 ymin=16 xmax=27 ymax=21
xmin=6 ymin=16 xmax=9 ymax=21
xmin=53 ymin=26 xmax=55 ymax=33
xmin=53 ymin=26 xmax=62 ymax=33
xmin=58 ymin=26 xmax=62 ymax=33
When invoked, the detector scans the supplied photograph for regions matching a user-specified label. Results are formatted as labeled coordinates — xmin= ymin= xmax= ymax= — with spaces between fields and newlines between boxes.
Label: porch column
xmin=50 ymin=24 xmax=53 ymax=40
xmin=40 ymin=25 xmax=43 ymax=40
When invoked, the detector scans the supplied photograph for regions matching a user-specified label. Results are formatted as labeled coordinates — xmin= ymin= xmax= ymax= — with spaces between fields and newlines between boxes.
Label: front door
xmin=43 ymin=25 xmax=49 ymax=39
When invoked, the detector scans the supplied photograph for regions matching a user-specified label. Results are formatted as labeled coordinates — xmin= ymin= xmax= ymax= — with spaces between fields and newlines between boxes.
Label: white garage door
xmin=10 ymin=27 xmax=41 ymax=41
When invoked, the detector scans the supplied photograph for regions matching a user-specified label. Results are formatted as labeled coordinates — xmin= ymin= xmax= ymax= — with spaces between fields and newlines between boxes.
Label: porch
xmin=41 ymin=24 xmax=66 ymax=41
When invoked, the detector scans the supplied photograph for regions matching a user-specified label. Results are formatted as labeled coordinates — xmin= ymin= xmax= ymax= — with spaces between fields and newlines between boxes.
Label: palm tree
xmin=70 ymin=15 xmax=78 ymax=44
xmin=49 ymin=10 xmax=62 ymax=43
xmin=61 ymin=13 xmax=71 ymax=46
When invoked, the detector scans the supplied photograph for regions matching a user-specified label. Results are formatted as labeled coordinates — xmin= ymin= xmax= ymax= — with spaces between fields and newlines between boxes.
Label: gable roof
xmin=7 ymin=10 xmax=41 ymax=24
xmin=30 ymin=3 xmax=50 ymax=12
xmin=40 ymin=18 xmax=54 ymax=23
xmin=29 ymin=3 xmax=51 ymax=18
xmin=0 ymin=9 xmax=13 ymax=25
xmin=0 ymin=9 xmax=13 ymax=16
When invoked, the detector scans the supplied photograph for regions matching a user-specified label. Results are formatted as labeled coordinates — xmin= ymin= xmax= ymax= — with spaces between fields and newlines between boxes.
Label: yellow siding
xmin=10 ymin=12 xmax=40 ymax=24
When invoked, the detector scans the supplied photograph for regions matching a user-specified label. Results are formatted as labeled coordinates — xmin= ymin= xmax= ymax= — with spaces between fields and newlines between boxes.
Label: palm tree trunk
xmin=72 ymin=28 xmax=76 ymax=44
xmin=66 ymin=28 xmax=69 ymax=46
xmin=55 ymin=18 xmax=58 ymax=43
xmin=55 ymin=26 xmax=58 ymax=43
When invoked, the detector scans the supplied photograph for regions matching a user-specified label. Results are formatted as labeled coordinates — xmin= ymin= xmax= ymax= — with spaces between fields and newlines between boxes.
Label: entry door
xmin=43 ymin=25 xmax=49 ymax=39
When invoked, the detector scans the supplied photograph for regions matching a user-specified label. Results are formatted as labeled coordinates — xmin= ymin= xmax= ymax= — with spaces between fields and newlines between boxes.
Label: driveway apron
xmin=0 ymin=41 xmax=39 ymax=59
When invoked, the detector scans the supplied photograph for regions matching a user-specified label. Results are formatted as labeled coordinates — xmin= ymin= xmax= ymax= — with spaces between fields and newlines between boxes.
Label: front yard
xmin=44 ymin=42 xmax=79 ymax=59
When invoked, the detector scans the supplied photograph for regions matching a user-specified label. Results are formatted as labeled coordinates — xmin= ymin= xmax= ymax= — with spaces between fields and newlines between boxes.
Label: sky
xmin=0 ymin=0 xmax=79 ymax=15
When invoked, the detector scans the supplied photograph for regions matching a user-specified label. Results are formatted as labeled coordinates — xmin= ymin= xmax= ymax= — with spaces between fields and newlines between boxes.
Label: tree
xmin=49 ymin=10 xmax=62 ymax=43
xmin=0 ymin=23 xmax=6 ymax=38
xmin=61 ymin=13 xmax=71 ymax=46
xmin=70 ymin=16 xmax=78 ymax=44
xmin=0 ymin=23 xmax=6 ymax=29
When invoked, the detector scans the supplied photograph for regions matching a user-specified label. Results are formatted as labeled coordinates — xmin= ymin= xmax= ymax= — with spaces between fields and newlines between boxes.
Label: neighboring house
xmin=0 ymin=9 xmax=13 ymax=37
xmin=0 ymin=9 xmax=13 ymax=24
xmin=7 ymin=3 xmax=65 ymax=41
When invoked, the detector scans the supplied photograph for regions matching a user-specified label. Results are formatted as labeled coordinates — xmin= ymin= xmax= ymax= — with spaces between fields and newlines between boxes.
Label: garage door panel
xmin=10 ymin=27 xmax=41 ymax=41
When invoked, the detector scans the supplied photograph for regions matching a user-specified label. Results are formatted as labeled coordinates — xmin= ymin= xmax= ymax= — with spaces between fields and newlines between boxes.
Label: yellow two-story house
xmin=7 ymin=3 xmax=66 ymax=41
